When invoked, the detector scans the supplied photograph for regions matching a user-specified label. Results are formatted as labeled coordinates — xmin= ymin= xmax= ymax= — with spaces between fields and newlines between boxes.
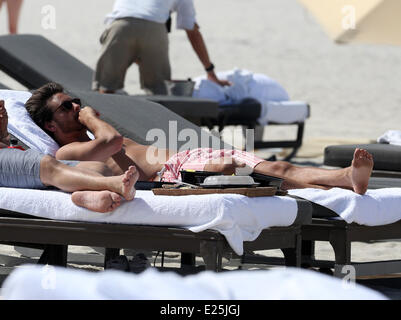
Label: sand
xmin=1 ymin=0 xmax=401 ymax=298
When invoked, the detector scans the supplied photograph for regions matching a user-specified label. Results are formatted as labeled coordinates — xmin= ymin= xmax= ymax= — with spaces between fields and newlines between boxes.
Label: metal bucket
xmin=164 ymin=79 xmax=195 ymax=96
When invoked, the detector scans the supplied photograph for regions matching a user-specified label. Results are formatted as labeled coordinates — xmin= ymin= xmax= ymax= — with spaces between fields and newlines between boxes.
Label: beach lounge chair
xmin=0 ymin=89 xmax=313 ymax=272
xmin=4 ymin=88 xmax=401 ymax=278
xmin=200 ymin=98 xmax=310 ymax=161
xmin=324 ymin=143 xmax=401 ymax=179
xmin=0 ymin=34 xmax=309 ymax=160
xmin=286 ymin=186 xmax=401 ymax=279
xmin=301 ymin=208 xmax=401 ymax=279
xmin=75 ymin=94 xmax=401 ymax=278
xmin=279 ymin=143 xmax=401 ymax=278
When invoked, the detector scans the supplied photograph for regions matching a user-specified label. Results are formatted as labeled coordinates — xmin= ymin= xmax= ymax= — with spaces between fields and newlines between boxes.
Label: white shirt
xmin=105 ymin=0 xmax=197 ymax=30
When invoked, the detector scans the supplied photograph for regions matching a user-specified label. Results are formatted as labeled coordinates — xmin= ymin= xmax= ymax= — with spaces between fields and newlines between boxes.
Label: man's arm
xmin=0 ymin=100 xmax=10 ymax=148
xmin=56 ymin=106 xmax=124 ymax=161
xmin=185 ymin=24 xmax=230 ymax=87
xmin=0 ymin=136 xmax=9 ymax=148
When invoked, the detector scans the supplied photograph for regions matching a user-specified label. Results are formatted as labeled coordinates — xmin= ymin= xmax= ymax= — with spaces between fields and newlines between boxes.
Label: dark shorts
xmin=0 ymin=149 xmax=79 ymax=189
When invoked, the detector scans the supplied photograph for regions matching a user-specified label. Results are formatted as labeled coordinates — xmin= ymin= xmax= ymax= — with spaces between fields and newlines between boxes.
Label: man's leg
xmin=39 ymin=156 xmax=139 ymax=212
xmin=202 ymin=153 xmax=330 ymax=190
xmin=39 ymin=156 xmax=139 ymax=199
xmin=253 ymin=148 xmax=373 ymax=194
xmin=75 ymin=161 xmax=113 ymax=177
xmin=93 ymin=19 xmax=137 ymax=93
xmin=137 ymin=20 xmax=170 ymax=94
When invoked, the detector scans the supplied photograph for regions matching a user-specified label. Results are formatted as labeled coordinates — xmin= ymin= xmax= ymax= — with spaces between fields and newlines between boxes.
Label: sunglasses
xmin=52 ymin=98 xmax=81 ymax=115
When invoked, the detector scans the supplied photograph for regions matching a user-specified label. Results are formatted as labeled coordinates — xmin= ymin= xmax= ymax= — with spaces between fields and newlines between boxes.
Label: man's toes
xmin=123 ymin=171 xmax=133 ymax=182
xmin=126 ymin=166 xmax=136 ymax=176
xmin=111 ymin=202 xmax=121 ymax=210
xmin=111 ymin=192 xmax=121 ymax=203
xmin=360 ymin=150 xmax=372 ymax=161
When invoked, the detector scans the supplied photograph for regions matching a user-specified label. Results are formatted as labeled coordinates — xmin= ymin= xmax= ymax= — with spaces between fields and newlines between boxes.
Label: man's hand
xmin=0 ymin=100 xmax=10 ymax=147
xmin=204 ymin=157 xmax=246 ymax=175
xmin=207 ymin=71 xmax=231 ymax=87
xmin=185 ymin=25 xmax=231 ymax=87
xmin=78 ymin=106 xmax=100 ymax=125
xmin=0 ymin=100 xmax=7 ymax=134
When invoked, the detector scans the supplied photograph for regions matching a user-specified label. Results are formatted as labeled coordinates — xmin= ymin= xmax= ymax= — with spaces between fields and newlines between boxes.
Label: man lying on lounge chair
xmin=0 ymin=100 xmax=138 ymax=213
xmin=26 ymin=83 xmax=374 ymax=195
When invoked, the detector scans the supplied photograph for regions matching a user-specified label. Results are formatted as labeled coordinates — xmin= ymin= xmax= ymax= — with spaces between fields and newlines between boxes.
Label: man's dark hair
xmin=25 ymin=82 xmax=64 ymax=135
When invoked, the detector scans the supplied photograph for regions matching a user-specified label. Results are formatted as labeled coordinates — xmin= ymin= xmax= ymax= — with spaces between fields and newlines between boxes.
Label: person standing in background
xmin=0 ymin=0 xmax=23 ymax=34
xmin=93 ymin=0 xmax=230 ymax=95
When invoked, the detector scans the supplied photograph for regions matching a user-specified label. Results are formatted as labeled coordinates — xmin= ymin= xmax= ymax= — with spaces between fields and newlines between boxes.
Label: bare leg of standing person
xmin=6 ymin=0 xmax=23 ymax=34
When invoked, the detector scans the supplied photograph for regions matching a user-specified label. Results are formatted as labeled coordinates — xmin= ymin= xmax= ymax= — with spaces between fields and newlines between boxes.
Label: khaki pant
xmin=93 ymin=17 xmax=171 ymax=94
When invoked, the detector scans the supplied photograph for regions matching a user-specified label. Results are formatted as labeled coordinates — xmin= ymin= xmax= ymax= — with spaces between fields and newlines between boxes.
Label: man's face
xmin=45 ymin=92 xmax=85 ymax=134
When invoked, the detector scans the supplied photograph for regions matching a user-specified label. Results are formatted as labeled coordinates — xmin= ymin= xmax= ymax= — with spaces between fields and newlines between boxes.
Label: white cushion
xmin=0 ymin=89 xmax=59 ymax=155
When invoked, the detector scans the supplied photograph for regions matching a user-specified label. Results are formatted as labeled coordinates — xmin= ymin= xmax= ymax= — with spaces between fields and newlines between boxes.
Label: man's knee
xmin=77 ymin=161 xmax=112 ymax=176
xmin=39 ymin=155 xmax=58 ymax=185
xmin=39 ymin=155 xmax=57 ymax=170
xmin=258 ymin=160 xmax=293 ymax=176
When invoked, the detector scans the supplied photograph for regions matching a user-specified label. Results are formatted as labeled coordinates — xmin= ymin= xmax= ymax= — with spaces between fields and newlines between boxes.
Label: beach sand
xmin=1 ymin=0 xmax=401 ymax=298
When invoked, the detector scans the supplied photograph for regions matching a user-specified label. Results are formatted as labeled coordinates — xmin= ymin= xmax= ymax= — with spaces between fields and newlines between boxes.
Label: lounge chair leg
xmin=282 ymin=248 xmax=297 ymax=267
xmin=282 ymin=234 xmax=302 ymax=267
xmin=329 ymin=230 xmax=351 ymax=278
xmin=104 ymin=248 xmax=120 ymax=269
xmin=38 ymin=245 xmax=68 ymax=267
xmin=181 ymin=253 xmax=196 ymax=267
xmin=301 ymin=240 xmax=316 ymax=268
xmin=199 ymin=241 xmax=223 ymax=272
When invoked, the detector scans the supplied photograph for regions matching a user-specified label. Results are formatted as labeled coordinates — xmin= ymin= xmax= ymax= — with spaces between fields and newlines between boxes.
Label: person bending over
xmin=0 ymin=101 xmax=138 ymax=213
xmin=93 ymin=0 xmax=230 ymax=94
xmin=25 ymin=83 xmax=374 ymax=195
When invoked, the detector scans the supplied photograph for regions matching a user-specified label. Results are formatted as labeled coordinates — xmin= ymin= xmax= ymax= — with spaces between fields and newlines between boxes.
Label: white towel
xmin=2 ymin=265 xmax=386 ymax=300
xmin=260 ymin=100 xmax=310 ymax=125
xmin=1 ymin=90 xmax=96 ymax=155
xmin=377 ymin=130 xmax=401 ymax=146
xmin=289 ymin=187 xmax=401 ymax=226
xmin=192 ymin=69 xmax=309 ymax=125
xmin=0 ymin=90 xmax=60 ymax=155
xmin=0 ymin=188 xmax=298 ymax=255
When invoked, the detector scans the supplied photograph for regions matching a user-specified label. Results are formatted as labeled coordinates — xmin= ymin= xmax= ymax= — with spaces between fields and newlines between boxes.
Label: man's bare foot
xmin=350 ymin=148 xmax=374 ymax=195
xmin=121 ymin=166 xmax=139 ymax=200
xmin=71 ymin=190 xmax=122 ymax=213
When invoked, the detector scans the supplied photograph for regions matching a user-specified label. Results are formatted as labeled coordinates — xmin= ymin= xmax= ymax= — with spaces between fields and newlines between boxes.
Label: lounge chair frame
xmin=301 ymin=218 xmax=401 ymax=278
xmin=240 ymin=199 xmax=401 ymax=278
xmin=298 ymin=198 xmax=401 ymax=278
xmin=0 ymin=198 xmax=311 ymax=272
